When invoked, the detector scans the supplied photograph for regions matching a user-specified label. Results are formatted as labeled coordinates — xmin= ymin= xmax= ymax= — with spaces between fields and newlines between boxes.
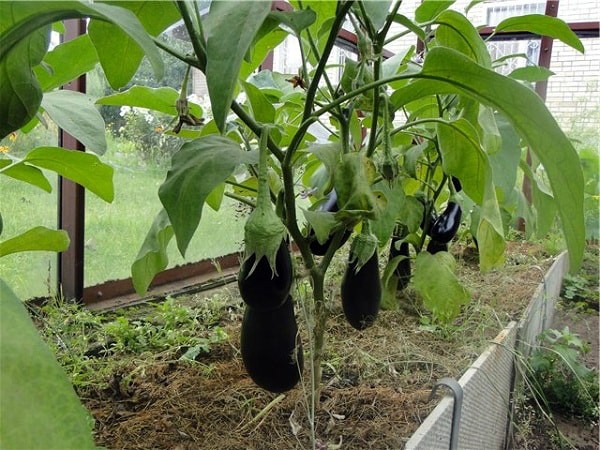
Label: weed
xmin=530 ymin=327 xmax=599 ymax=422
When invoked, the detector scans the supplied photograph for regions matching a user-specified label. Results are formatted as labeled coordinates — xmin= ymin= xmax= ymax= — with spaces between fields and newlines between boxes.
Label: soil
xmin=62 ymin=242 xmax=598 ymax=449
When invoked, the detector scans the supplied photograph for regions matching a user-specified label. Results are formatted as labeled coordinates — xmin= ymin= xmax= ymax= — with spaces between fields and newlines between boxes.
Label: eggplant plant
xmin=0 ymin=0 xmax=587 ymax=445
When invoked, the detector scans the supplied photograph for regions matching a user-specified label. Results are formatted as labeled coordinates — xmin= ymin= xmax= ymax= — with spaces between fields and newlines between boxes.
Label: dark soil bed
xmin=36 ymin=242 xmax=598 ymax=449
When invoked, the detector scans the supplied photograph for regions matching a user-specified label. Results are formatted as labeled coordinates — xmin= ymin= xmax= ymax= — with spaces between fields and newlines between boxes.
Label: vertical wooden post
xmin=57 ymin=19 xmax=87 ymax=302
xmin=518 ymin=0 xmax=559 ymax=232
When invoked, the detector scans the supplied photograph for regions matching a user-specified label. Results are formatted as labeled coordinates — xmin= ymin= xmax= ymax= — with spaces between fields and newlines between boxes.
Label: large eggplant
xmin=240 ymin=296 xmax=303 ymax=393
xmin=389 ymin=237 xmax=411 ymax=291
xmin=308 ymin=190 xmax=351 ymax=256
xmin=341 ymin=251 xmax=382 ymax=330
xmin=238 ymin=240 xmax=292 ymax=311
xmin=429 ymin=202 xmax=462 ymax=244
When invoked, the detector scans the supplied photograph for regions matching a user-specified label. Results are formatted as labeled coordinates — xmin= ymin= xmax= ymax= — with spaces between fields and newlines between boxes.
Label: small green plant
xmin=530 ymin=327 xmax=599 ymax=422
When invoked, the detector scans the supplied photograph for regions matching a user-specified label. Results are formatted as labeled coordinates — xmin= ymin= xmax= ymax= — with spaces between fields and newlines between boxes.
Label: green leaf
xmin=0 ymin=279 xmax=96 ymax=449
xmin=413 ymin=251 xmax=470 ymax=323
xmin=308 ymin=142 xmax=342 ymax=179
xmin=96 ymin=86 xmax=202 ymax=118
xmin=393 ymin=14 xmax=426 ymax=42
xmin=206 ymin=183 xmax=226 ymax=212
xmin=0 ymin=17 xmax=48 ymax=138
xmin=495 ymin=14 xmax=584 ymax=53
xmin=370 ymin=181 xmax=405 ymax=246
xmin=205 ymin=1 xmax=271 ymax=132
xmin=88 ymin=1 xmax=178 ymax=89
xmin=0 ymin=160 xmax=52 ymax=192
xmin=390 ymin=47 xmax=584 ymax=272
xmin=131 ymin=209 xmax=174 ymax=295
xmin=508 ymin=65 xmax=555 ymax=82
xmin=0 ymin=226 xmax=69 ymax=257
xmin=268 ymin=9 xmax=317 ymax=36
xmin=434 ymin=10 xmax=491 ymax=67
xmin=41 ymin=90 xmax=107 ymax=155
xmin=241 ymin=81 xmax=276 ymax=124
xmin=34 ymin=34 xmax=99 ymax=92
xmin=24 ymin=146 xmax=114 ymax=202
xmin=159 ymin=135 xmax=258 ymax=256
xmin=489 ymin=113 xmax=521 ymax=202
xmin=415 ymin=0 xmax=455 ymax=23
xmin=399 ymin=195 xmax=424 ymax=234
xmin=240 ymin=28 xmax=288 ymax=82
xmin=477 ymin=105 xmax=501 ymax=154
xmin=302 ymin=209 xmax=337 ymax=244
xmin=362 ymin=0 xmax=392 ymax=31
xmin=520 ymin=160 xmax=557 ymax=238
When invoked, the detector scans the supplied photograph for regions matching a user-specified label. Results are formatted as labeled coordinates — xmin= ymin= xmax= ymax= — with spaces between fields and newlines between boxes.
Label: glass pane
xmin=0 ymin=126 xmax=59 ymax=300
xmin=85 ymin=29 xmax=245 ymax=287
xmin=487 ymin=37 xmax=542 ymax=75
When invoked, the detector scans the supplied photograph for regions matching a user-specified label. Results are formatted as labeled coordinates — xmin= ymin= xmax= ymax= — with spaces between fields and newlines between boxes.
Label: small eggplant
xmin=240 ymin=296 xmax=303 ymax=393
xmin=389 ymin=237 xmax=411 ymax=290
xmin=308 ymin=190 xmax=351 ymax=256
xmin=426 ymin=239 xmax=448 ymax=254
xmin=238 ymin=240 xmax=292 ymax=311
xmin=429 ymin=202 xmax=462 ymax=244
xmin=451 ymin=176 xmax=462 ymax=192
xmin=341 ymin=250 xmax=382 ymax=330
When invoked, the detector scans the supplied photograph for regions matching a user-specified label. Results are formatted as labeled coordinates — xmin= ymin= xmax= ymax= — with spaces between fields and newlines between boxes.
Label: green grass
xmin=1 ymin=140 xmax=245 ymax=300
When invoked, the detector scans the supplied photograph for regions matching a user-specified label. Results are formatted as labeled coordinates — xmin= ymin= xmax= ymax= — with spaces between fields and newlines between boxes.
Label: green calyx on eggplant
xmin=307 ymin=189 xmax=351 ymax=256
xmin=429 ymin=201 xmax=462 ymax=244
xmin=341 ymin=226 xmax=381 ymax=330
xmin=238 ymin=240 xmax=293 ymax=311
xmin=240 ymin=296 xmax=303 ymax=393
xmin=389 ymin=236 xmax=411 ymax=291
xmin=240 ymin=126 xmax=290 ymax=307
xmin=426 ymin=239 xmax=448 ymax=254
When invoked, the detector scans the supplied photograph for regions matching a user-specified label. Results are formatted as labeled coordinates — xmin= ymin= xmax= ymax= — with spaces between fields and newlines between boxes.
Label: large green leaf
xmin=0 ymin=5 xmax=49 ymax=139
xmin=88 ymin=1 xmax=178 ymax=89
xmin=24 ymin=146 xmax=114 ymax=202
xmin=490 ymin=113 xmax=521 ymax=203
xmin=241 ymin=81 xmax=276 ymax=124
xmin=390 ymin=47 xmax=584 ymax=271
xmin=370 ymin=180 xmax=405 ymax=246
xmin=131 ymin=209 xmax=174 ymax=295
xmin=42 ymin=90 xmax=107 ymax=155
xmin=434 ymin=10 xmax=491 ymax=67
xmin=437 ymin=119 xmax=505 ymax=270
xmin=414 ymin=0 xmax=455 ymax=23
xmin=495 ymin=14 xmax=584 ymax=53
xmin=96 ymin=86 xmax=202 ymax=118
xmin=204 ymin=1 xmax=271 ymax=132
xmin=361 ymin=0 xmax=392 ymax=32
xmin=0 ymin=159 xmax=52 ymax=192
xmin=413 ymin=251 xmax=470 ymax=323
xmin=268 ymin=9 xmax=317 ymax=36
xmin=508 ymin=66 xmax=555 ymax=82
xmin=0 ymin=226 xmax=69 ymax=257
xmin=34 ymin=34 xmax=99 ymax=92
xmin=0 ymin=279 xmax=95 ymax=449
xmin=0 ymin=1 xmax=166 ymax=135
xmin=159 ymin=135 xmax=258 ymax=255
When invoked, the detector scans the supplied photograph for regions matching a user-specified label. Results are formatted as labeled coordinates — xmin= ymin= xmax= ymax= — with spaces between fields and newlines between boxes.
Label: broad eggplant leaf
xmin=96 ymin=86 xmax=202 ymax=118
xmin=0 ymin=1 xmax=165 ymax=135
xmin=302 ymin=209 xmax=338 ymax=245
xmin=361 ymin=0 xmax=392 ymax=32
xmin=205 ymin=183 xmax=226 ymax=212
xmin=0 ymin=159 xmax=52 ymax=192
xmin=34 ymin=34 xmax=99 ymax=92
xmin=490 ymin=113 xmax=521 ymax=202
xmin=415 ymin=0 xmax=455 ymax=23
xmin=520 ymin=160 xmax=557 ymax=238
xmin=399 ymin=195 xmax=424 ymax=234
xmin=159 ymin=135 xmax=258 ymax=256
xmin=268 ymin=9 xmax=317 ymax=36
xmin=477 ymin=105 xmax=501 ymax=154
xmin=413 ymin=251 xmax=470 ymax=323
xmin=131 ymin=209 xmax=174 ymax=295
xmin=88 ymin=1 xmax=179 ymax=89
xmin=393 ymin=14 xmax=426 ymax=41
xmin=495 ymin=14 xmax=584 ymax=53
xmin=390 ymin=47 xmax=584 ymax=272
xmin=42 ymin=90 xmax=107 ymax=155
xmin=508 ymin=66 xmax=555 ymax=82
xmin=240 ymin=27 xmax=288 ymax=82
xmin=204 ymin=1 xmax=271 ymax=132
xmin=241 ymin=81 xmax=276 ymax=124
xmin=24 ymin=146 xmax=114 ymax=202
xmin=434 ymin=10 xmax=491 ymax=67
xmin=0 ymin=226 xmax=69 ymax=257
xmin=437 ymin=119 xmax=505 ymax=270
xmin=0 ymin=279 xmax=96 ymax=449
xmin=370 ymin=180 xmax=406 ymax=246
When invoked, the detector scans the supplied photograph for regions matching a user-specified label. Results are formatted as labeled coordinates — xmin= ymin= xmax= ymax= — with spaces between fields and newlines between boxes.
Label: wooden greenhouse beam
xmin=57 ymin=19 xmax=87 ymax=302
